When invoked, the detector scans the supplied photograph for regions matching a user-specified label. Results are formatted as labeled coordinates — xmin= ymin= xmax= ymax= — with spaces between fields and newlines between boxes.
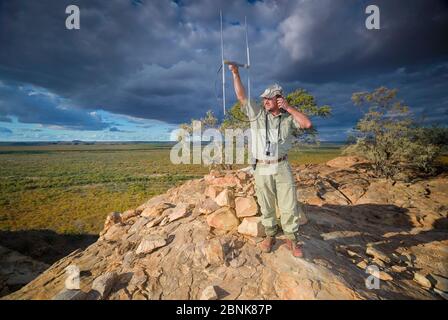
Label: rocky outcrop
xmin=3 ymin=157 xmax=448 ymax=300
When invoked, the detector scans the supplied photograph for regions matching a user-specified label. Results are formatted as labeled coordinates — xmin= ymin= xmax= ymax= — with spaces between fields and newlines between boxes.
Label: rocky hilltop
xmin=4 ymin=157 xmax=448 ymax=300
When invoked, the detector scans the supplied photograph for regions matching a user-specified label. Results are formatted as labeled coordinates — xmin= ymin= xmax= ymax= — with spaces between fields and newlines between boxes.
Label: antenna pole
xmin=220 ymin=10 xmax=226 ymax=115
xmin=245 ymin=16 xmax=251 ymax=105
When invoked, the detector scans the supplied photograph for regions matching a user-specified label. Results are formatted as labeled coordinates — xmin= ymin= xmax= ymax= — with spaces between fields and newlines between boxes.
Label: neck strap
xmin=265 ymin=112 xmax=282 ymax=145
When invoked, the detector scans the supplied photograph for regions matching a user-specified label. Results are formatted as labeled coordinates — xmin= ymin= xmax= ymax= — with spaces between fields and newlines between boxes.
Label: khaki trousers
xmin=254 ymin=160 xmax=299 ymax=240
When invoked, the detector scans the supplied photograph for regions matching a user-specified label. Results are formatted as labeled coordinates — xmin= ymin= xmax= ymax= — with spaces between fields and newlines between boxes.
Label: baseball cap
xmin=260 ymin=83 xmax=283 ymax=99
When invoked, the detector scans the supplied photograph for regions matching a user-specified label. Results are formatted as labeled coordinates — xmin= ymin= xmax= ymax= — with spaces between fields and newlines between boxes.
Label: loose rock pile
xmin=3 ymin=157 xmax=447 ymax=300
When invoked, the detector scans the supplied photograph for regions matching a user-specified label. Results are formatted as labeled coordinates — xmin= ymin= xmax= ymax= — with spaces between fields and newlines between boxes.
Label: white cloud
xmin=279 ymin=10 xmax=314 ymax=61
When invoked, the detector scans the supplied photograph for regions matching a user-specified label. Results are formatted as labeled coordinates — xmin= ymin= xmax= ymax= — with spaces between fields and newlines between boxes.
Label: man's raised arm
xmin=229 ymin=65 xmax=247 ymax=105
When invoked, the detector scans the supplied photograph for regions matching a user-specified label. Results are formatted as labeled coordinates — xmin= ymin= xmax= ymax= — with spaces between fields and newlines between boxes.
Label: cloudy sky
xmin=0 ymin=0 xmax=447 ymax=142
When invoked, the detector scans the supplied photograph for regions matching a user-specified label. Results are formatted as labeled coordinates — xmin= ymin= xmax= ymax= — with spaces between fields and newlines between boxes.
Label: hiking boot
xmin=284 ymin=239 xmax=304 ymax=258
xmin=259 ymin=236 xmax=276 ymax=253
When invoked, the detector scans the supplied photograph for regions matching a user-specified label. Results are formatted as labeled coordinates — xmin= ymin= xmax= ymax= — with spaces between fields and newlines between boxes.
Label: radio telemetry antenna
xmin=220 ymin=10 xmax=251 ymax=115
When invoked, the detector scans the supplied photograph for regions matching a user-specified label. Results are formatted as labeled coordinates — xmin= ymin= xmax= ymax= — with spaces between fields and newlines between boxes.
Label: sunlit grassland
xmin=288 ymin=144 xmax=343 ymax=166
xmin=0 ymin=144 xmax=207 ymax=234
xmin=0 ymin=143 xmax=342 ymax=235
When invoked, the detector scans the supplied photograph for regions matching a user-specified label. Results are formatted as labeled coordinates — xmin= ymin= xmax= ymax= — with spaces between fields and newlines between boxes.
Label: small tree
xmin=178 ymin=110 xmax=232 ymax=170
xmin=345 ymin=87 xmax=446 ymax=178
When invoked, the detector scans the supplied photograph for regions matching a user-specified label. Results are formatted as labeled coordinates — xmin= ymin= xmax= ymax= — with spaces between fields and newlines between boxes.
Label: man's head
xmin=260 ymin=83 xmax=283 ymax=112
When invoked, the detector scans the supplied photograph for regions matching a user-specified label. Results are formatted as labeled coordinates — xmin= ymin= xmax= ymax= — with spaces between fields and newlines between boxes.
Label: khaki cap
xmin=260 ymin=83 xmax=283 ymax=99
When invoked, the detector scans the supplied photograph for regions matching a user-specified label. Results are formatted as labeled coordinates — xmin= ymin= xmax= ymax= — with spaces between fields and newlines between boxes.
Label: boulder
xmin=200 ymin=285 xmax=219 ymax=300
xmin=90 ymin=272 xmax=118 ymax=299
xmin=102 ymin=224 xmax=125 ymax=242
xmin=204 ymin=238 xmax=225 ymax=266
xmin=206 ymin=207 xmax=239 ymax=231
xmin=205 ymin=185 xmax=224 ymax=200
xmin=378 ymin=271 xmax=393 ymax=281
xmin=215 ymin=189 xmax=235 ymax=207
xmin=135 ymin=235 xmax=168 ymax=255
xmin=356 ymin=260 xmax=368 ymax=270
xmin=236 ymin=171 xmax=249 ymax=182
xmin=238 ymin=217 xmax=266 ymax=238
xmin=235 ymin=197 xmax=258 ymax=217
xmin=141 ymin=202 xmax=173 ymax=218
xmin=198 ymin=198 xmax=220 ymax=215
xmin=366 ymin=246 xmax=391 ymax=264
xmin=127 ymin=217 xmax=149 ymax=234
xmin=244 ymin=183 xmax=256 ymax=196
xmin=167 ymin=203 xmax=192 ymax=222
xmin=208 ymin=175 xmax=241 ymax=188
xmin=391 ymin=265 xmax=407 ymax=273
xmin=159 ymin=216 xmax=170 ymax=226
xmin=121 ymin=209 xmax=138 ymax=221
xmin=101 ymin=212 xmax=122 ymax=235
xmin=229 ymin=256 xmax=246 ymax=268
xmin=413 ymin=273 xmax=432 ymax=288
xmin=146 ymin=215 xmax=166 ymax=228
xmin=127 ymin=268 xmax=148 ymax=293
xmin=210 ymin=169 xmax=222 ymax=176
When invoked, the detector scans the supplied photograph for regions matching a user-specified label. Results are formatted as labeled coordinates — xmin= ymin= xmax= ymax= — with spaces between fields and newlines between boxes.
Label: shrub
xmin=344 ymin=87 xmax=447 ymax=179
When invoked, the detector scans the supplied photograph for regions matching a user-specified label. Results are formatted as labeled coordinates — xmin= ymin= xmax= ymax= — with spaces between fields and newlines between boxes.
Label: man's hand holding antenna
xmin=228 ymin=64 xmax=239 ymax=75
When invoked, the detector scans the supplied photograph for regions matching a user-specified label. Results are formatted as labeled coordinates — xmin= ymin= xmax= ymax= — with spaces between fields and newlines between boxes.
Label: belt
xmin=255 ymin=155 xmax=288 ymax=164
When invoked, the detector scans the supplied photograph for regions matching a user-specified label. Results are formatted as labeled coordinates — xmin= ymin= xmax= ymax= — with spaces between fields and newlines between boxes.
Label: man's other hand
xmin=277 ymin=96 xmax=290 ymax=111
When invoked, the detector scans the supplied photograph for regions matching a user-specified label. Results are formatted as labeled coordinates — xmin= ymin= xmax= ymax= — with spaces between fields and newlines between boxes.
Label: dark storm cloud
xmin=275 ymin=0 xmax=448 ymax=83
xmin=0 ymin=0 xmax=447 ymax=132
xmin=0 ymin=83 xmax=109 ymax=130
xmin=0 ymin=0 xmax=210 ymax=124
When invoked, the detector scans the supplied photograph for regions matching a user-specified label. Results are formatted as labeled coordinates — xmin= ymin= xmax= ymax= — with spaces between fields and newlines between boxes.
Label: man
xmin=229 ymin=64 xmax=312 ymax=258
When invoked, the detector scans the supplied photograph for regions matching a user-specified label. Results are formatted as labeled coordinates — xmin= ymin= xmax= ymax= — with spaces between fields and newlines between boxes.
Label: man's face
xmin=263 ymin=96 xmax=278 ymax=112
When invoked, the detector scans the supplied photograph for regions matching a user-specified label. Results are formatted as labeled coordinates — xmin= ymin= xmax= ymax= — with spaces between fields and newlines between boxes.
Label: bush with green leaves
xmin=344 ymin=87 xmax=447 ymax=178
